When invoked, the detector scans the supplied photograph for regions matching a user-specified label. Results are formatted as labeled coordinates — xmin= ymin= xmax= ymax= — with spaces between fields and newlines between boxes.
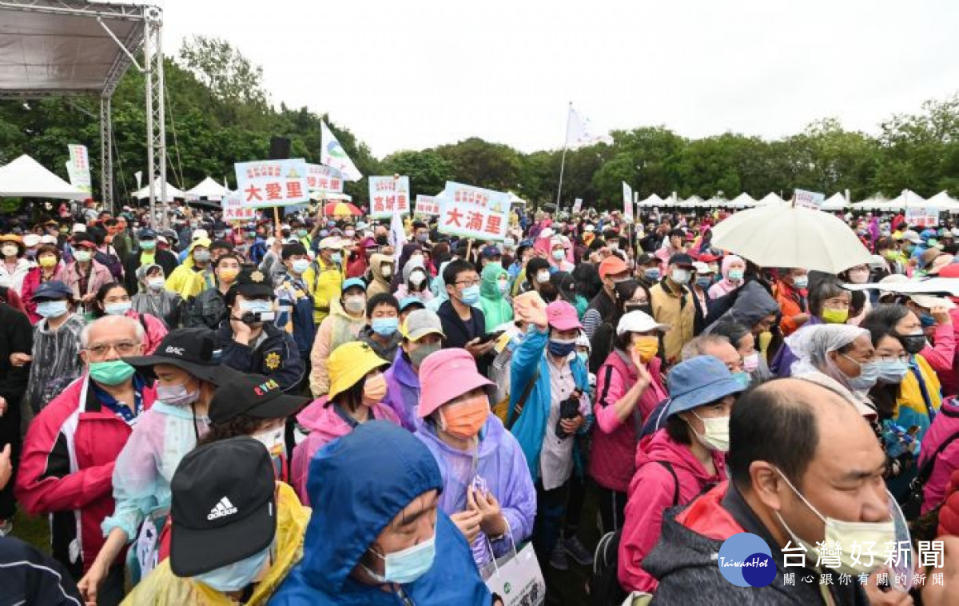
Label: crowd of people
xmin=1 ymin=198 xmax=959 ymax=605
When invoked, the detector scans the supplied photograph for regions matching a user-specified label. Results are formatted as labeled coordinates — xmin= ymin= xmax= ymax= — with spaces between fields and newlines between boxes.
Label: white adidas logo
xmin=207 ymin=496 xmax=238 ymax=520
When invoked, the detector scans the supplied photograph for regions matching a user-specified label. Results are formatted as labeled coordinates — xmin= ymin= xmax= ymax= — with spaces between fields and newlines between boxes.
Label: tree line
xmin=0 ymin=36 xmax=956 ymax=212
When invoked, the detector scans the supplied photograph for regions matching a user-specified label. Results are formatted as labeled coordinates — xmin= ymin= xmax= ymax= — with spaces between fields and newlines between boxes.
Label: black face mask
xmin=624 ymin=303 xmax=652 ymax=316
xmin=896 ymin=332 xmax=926 ymax=355
xmin=614 ymin=279 xmax=639 ymax=303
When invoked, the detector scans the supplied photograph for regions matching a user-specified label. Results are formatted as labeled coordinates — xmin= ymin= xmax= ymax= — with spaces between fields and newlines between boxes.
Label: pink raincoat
xmin=707 ymin=255 xmax=745 ymax=299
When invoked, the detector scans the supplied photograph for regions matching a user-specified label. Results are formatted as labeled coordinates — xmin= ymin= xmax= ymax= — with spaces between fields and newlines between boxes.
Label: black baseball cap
xmin=668 ymin=253 xmax=694 ymax=267
xmin=124 ymin=328 xmax=239 ymax=385
xmin=209 ymin=373 xmax=309 ymax=424
xmin=234 ymin=268 xmax=274 ymax=298
xmin=169 ymin=437 xmax=276 ymax=576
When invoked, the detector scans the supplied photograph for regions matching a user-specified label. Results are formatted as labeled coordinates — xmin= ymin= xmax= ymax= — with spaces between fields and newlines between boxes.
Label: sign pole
xmin=555 ymin=101 xmax=571 ymax=210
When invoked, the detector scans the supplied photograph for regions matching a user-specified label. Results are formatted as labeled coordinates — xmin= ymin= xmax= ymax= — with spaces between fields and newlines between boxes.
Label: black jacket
xmin=0 ymin=302 xmax=31 ymax=406
xmin=0 ymin=536 xmax=83 ymax=605
xmin=123 ymin=248 xmax=179 ymax=293
xmin=183 ymin=287 xmax=228 ymax=330
xmin=437 ymin=299 xmax=491 ymax=375
xmin=215 ymin=321 xmax=305 ymax=393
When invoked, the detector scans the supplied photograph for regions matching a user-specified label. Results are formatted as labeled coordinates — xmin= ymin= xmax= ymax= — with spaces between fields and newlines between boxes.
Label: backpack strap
xmin=507 ymin=365 xmax=540 ymax=430
xmin=656 ymin=461 xmax=680 ymax=506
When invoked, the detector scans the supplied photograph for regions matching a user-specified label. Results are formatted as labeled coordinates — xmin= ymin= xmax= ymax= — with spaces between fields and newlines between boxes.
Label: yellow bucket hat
xmin=327 ymin=341 xmax=389 ymax=401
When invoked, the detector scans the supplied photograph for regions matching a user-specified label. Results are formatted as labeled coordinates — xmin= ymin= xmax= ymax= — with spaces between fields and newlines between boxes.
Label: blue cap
xmin=399 ymin=296 xmax=426 ymax=312
xmin=138 ymin=228 xmax=156 ymax=239
xmin=665 ymin=356 xmax=745 ymax=417
xmin=33 ymin=280 xmax=73 ymax=301
xmin=342 ymin=277 xmax=367 ymax=292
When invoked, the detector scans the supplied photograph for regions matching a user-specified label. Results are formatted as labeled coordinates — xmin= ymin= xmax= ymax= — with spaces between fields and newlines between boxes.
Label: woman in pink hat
xmin=414 ymin=348 xmax=536 ymax=571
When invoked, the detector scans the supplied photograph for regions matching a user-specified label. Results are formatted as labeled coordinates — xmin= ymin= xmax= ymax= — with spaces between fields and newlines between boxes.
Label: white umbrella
xmin=709 ymin=204 xmax=872 ymax=273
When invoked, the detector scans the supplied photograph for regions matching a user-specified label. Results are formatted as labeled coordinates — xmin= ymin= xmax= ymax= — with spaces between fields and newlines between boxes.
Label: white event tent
xmin=132 ymin=178 xmax=186 ymax=202
xmin=186 ymin=177 xmax=229 ymax=201
xmin=0 ymin=154 xmax=88 ymax=199
xmin=821 ymin=193 xmax=848 ymax=211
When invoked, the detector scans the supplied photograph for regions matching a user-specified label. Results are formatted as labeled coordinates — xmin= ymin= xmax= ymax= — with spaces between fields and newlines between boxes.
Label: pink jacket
xmin=921 ymin=316 xmax=959 ymax=397
xmin=618 ymin=429 xmax=727 ymax=593
xmin=707 ymin=255 xmax=744 ymax=299
xmin=588 ymin=350 xmax=667 ymax=493
xmin=920 ymin=398 xmax=959 ymax=514
xmin=290 ymin=396 xmax=400 ymax=505
xmin=126 ymin=310 xmax=168 ymax=355
xmin=61 ymin=260 xmax=113 ymax=304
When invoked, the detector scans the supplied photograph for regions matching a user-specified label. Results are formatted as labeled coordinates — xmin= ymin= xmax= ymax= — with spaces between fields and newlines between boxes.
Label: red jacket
xmin=20 ymin=265 xmax=65 ymax=324
xmin=920 ymin=314 xmax=959 ymax=397
xmin=15 ymin=374 xmax=156 ymax=575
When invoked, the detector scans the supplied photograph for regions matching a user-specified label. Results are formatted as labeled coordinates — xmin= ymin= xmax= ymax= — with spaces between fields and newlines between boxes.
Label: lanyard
xmin=909 ymin=360 xmax=936 ymax=421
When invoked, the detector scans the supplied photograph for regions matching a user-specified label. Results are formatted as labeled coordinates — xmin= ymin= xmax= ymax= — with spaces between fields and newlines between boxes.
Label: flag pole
xmin=555 ymin=101 xmax=572 ymax=211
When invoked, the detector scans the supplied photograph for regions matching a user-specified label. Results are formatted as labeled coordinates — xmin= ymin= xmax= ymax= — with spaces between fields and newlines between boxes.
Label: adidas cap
xmin=169 ymin=437 xmax=277 ymax=577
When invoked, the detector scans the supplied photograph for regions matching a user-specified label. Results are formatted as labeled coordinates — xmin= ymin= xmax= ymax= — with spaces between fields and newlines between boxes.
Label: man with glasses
xmin=438 ymin=259 xmax=495 ymax=374
xmin=16 ymin=315 xmax=157 ymax=605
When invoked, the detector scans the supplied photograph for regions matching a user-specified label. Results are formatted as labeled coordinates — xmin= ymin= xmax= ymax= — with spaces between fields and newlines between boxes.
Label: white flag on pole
xmin=566 ymin=106 xmax=609 ymax=149
xmin=320 ymin=121 xmax=363 ymax=182
xmin=389 ymin=199 xmax=407 ymax=272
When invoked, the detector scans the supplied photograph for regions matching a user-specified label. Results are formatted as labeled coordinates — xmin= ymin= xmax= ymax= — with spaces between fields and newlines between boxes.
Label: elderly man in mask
xmin=16 ymin=315 xmax=156 ymax=605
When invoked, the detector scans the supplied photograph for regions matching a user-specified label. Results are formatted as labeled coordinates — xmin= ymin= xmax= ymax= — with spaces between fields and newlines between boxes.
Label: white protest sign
xmin=622 ymin=182 xmax=633 ymax=220
xmin=305 ymin=164 xmax=344 ymax=193
xmin=905 ymin=206 xmax=940 ymax=228
xmin=414 ymin=194 xmax=440 ymax=216
xmin=368 ymin=175 xmax=411 ymax=219
xmin=235 ymin=159 xmax=310 ymax=208
xmin=794 ymin=188 xmax=825 ymax=210
xmin=221 ymin=191 xmax=256 ymax=222
xmin=437 ymin=181 xmax=511 ymax=241
xmin=572 ymin=197 xmax=583 ymax=213
xmin=66 ymin=144 xmax=92 ymax=193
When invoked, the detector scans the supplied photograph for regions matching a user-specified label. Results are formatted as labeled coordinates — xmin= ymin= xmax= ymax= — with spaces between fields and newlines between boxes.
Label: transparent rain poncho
xmin=784 ymin=323 xmax=870 ymax=392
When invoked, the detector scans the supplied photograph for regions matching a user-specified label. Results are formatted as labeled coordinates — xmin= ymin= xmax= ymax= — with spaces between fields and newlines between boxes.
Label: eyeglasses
xmin=455 ymin=279 xmax=480 ymax=288
xmin=85 ymin=340 xmax=140 ymax=357
xmin=877 ymin=354 xmax=911 ymax=363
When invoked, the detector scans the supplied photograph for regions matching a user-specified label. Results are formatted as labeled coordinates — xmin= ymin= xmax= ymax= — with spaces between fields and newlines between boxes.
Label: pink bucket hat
xmin=417 ymin=348 xmax=493 ymax=418
xmin=547 ymin=300 xmax=582 ymax=332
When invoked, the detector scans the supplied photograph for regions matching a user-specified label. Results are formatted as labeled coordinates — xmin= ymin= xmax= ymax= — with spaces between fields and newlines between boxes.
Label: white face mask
xmin=344 ymin=294 xmax=366 ymax=314
xmin=1 ymin=244 xmax=18 ymax=257
xmin=409 ymin=270 xmax=426 ymax=287
xmin=848 ymin=269 xmax=870 ymax=284
xmin=690 ymin=411 xmax=729 ymax=452
xmin=670 ymin=268 xmax=690 ymax=285
xmin=147 ymin=276 xmax=165 ymax=291
xmin=536 ymin=270 xmax=551 ymax=284
xmin=773 ymin=468 xmax=897 ymax=576
xmin=252 ymin=426 xmax=285 ymax=459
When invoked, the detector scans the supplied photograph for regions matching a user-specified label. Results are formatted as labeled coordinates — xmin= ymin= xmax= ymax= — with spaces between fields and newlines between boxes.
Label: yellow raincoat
xmin=302 ymin=256 xmax=344 ymax=325
xmin=121 ymin=482 xmax=310 ymax=606
xmin=165 ymin=238 xmax=215 ymax=300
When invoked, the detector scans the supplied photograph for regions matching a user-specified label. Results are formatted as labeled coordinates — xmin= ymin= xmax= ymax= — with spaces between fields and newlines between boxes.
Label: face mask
xmin=344 ymin=229 xmax=356 ymax=238
xmin=727 ymin=269 xmax=744 ymax=282
xmin=372 ymin=317 xmax=399 ymax=336
xmin=290 ymin=259 xmax=310 ymax=274
xmin=897 ymin=332 xmax=925 ymax=355
xmin=104 ymin=301 xmax=131 ymax=316
xmin=156 ymin=380 xmax=200 ymax=407
xmin=381 ymin=266 xmax=392 ymax=279
xmin=883 ymin=250 xmax=899 ymax=261
xmin=240 ymin=299 xmax=273 ymax=314
xmin=147 ymin=276 xmax=165 ymax=291
xmin=694 ymin=276 xmax=712 ymax=289
xmin=773 ymin=468 xmax=895 ymax=575
xmin=74 ymin=250 xmax=92 ymax=263
xmin=876 ymin=359 xmax=909 ymax=384
xmin=690 ymin=411 xmax=730 ymax=452
xmin=363 ymin=373 xmax=388 ymax=405
xmin=409 ymin=270 xmax=426 ymax=288
xmin=89 ymin=360 xmax=136 ymax=386
xmin=195 ymin=546 xmax=271 ymax=592
xmin=38 ymin=255 xmax=57 ymax=268
xmin=608 ymin=242 xmax=619 ymax=251
xmin=218 ymin=267 xmax=239 ymax=283
xmin=742 ymin=353 xmax=759 ymax=372
xmin=848 ymin=269 xmax=870 ymax=284
xmin=363 ymin=532 xmax=437 ymax=585
xmin=252 ymin=425 xmax=285 ymax=459
xmin=839 ymin=354 xmax=880 ymax=391
xmin=821 ymin=307 xmax=849 ymax=324
xmin=36 ymin=299 xmax=68 ymax=318
xmin=440 ymin=395 xmax=490 ymax=439
xmin=344 ymin=294 xmax=366 ymax=314
xmin=193 ymin=250 xmax=211 ymax=263
xmin=644 ymin=268 xmax=661 ymax=282
xmin=576 ymin=351 xmax=589 ymax=365
xmin=296 ymin=229 xmax=308 ymax=237
xmin=632 ymin=335 xmax=659 ymax=363
xmin=139 ymin=240 xmax=156 ymax=251
xmin=409 ymin=342 xmax=441 ymax=368
xmin=552 ymin=249 xmax=565 ymax=261
xmin=1 ymin=244 xmax=18 ymax=257
xmin=732 ymin=371 xmax=751 ymax=389
xmin=792 ymin=276 xmax=809 ymax=289
xmin=330 ymin=252 xmax=342 ymax=264
xmin=670 ymin=268 xmax=690 ymax=284
xmin=497 ymin=279 xmax=509 ymax=294
xmin=416 ymin=232 xmax=429 ymax=243
xmin=536 ymin=270 xmax=551 ymax=284
xmin=548 ymin=338 xmax=576 ymax=358
xmin=459 ymin=284 xmax=480 ymax=306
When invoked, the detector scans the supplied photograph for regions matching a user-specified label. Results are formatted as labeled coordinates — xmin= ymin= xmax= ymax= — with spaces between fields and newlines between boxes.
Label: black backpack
xmin=590 ymin=462 xmax=680 ymax=606
xmin=901 ymin=429 xmax=959 ymax=520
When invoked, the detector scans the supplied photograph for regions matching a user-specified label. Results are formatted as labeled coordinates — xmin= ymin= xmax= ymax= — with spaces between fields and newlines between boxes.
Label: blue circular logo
xmin=717 ymin=532 xmax=776 ymax=587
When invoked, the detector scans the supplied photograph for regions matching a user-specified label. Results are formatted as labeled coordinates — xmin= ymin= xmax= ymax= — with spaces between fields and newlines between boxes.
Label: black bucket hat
xmin=123 ymin=327 xmax=238 ymax=385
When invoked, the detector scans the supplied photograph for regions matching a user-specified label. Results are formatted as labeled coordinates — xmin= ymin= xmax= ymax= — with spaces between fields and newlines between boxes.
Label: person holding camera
xmin=215 ymin=268 xmax=305 ymax=393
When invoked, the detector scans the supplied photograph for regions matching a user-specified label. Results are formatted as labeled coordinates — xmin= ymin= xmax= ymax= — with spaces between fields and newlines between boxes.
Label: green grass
xmin=11 ymin=509 xmax=50 ymax=553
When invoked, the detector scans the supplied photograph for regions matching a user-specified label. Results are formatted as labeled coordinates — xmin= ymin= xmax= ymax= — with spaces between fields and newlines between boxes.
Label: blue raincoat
xmin=269 ymin=421 xmax=491 ymax=605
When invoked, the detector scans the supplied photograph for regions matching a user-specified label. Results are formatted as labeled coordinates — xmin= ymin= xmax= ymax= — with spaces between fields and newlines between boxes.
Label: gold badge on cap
xmin=264 ymin=351 xmax=281 ymax=370
xmin=250 ymin=270 xmax=265 ymax=283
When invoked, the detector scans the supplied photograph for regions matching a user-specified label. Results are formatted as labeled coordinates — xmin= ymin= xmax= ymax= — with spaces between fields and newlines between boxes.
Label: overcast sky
xmin=158 ymin=0 xmax=959 ymax=158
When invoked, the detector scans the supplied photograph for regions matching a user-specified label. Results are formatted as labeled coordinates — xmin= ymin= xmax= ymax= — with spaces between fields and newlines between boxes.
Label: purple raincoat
xmin=383 ymin=348 xmax=421 ymax=432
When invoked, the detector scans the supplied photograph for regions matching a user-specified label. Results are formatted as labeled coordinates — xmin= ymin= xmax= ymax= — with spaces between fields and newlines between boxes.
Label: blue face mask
xmin=792 ymin=276 xmax=809 ymax=290
xmin=362 ymin=532 xmax=436 ymax=585
xmin=36 ymin=299 xmax=68 ymax=318
xmin=876 ymin=359 xmax=909 ymax=384
xmin=644 ymin=268 xmax=661 ymax=281
xmin=841 ymin=354 xmax=880 ymax=391
xmin=577 ymin=351 xmax=589 ymax=365
xmin=291 ymin=259 xmax=310 ymax=275
xmin=194 ymin=545 xmax=271 ymax=592
xmin=548 ymin=339 xmax=577 ymax=358
xmin=460 ymin=284 xmax=480 ymax=306
xmin=732 ymin=371 xmax=751 ymax=389
xmin=695 ymin=276 xmax=712 ymax=289
xmin=104 ymin=301 xmax=131 ymax=316
xmin=240 ymin=299 xmax=273 ymax=314
xmin=330 ymin=252 xmax=342 ymax=264
xmin=372 ymin=317 xmax=399 ymax=336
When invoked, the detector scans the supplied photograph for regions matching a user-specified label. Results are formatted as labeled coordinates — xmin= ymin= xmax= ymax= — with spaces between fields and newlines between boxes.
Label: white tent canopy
xmin=133 ymin=178 xmax=185 ymax=202
xmin=186 ymin=176 xmax=228 ymax=201
xmin=926 ymin=190 xmax=959 ymax=212
xmin=821 ymin=193 xmax=848 ymax=211
xmin=729 ymin=192 xmax=756 ymax=208
xmin=758 ymin=192 xmax=785 ymax=207
xmin=639 ymin=193 xmax=663 ymax=207
xmin=0 ymin=154 xmax=87 ymax=199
